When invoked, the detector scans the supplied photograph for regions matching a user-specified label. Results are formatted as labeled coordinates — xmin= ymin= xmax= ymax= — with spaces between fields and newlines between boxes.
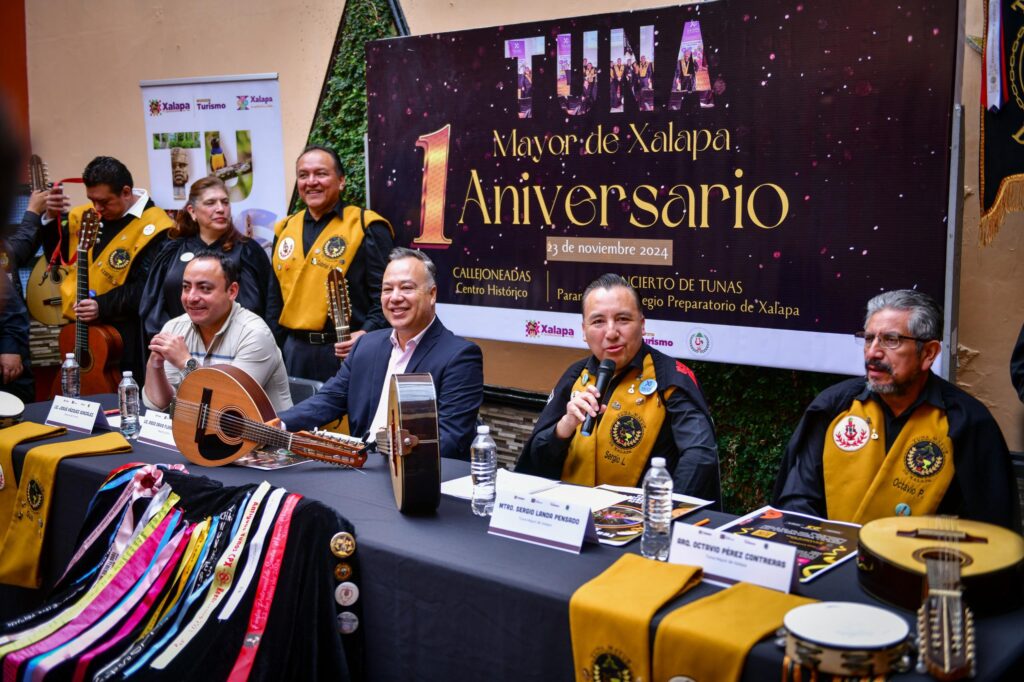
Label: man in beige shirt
xmin=144 ymin=251 xmax=292 ymax=412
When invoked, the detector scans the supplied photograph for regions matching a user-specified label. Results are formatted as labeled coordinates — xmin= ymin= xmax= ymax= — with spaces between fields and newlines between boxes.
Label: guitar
xmin=54 ymin=209 xmax=124 ymax=395
xmin=915 ymin=517 xmax=975 ymax=680
xmin=383 ymin=373 xmax=441 ymax=514
xmin=25 ymin=155 xmax=68 ymax=326
xmin=326 ymin=268 xmax=351 ymax=343
xmin=170 ymin=365 xmax=367 ymax=468
xmin=857 ymin=516 xmax=1024 ymax=616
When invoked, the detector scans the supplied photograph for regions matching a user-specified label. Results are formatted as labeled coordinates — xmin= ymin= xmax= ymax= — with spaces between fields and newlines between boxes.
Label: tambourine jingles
xmin=782 ymin=602 xmax=911 ymax=677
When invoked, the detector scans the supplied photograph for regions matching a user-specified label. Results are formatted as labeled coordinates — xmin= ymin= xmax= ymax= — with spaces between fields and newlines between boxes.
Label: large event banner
xmin=139 ymin=74 xmax=286 ymax=247
xmin=366 ymin=0 xmax=959 ymax=374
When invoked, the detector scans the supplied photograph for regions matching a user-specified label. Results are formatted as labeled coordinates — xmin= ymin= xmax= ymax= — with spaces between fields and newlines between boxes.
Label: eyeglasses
xmin=854 ymin=331 xmax=931 ymax=349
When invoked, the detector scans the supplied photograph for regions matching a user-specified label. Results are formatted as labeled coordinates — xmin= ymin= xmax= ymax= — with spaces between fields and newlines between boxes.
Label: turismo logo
xmin=196 ymin=98 xmax=227 ymax=111
xmin=525 ymin=320 xmax=574 ymax=339
xmin=148 ymin=99 xmax=191 ymax=116
xmin=643 ymin=332 xmax=674 ymax=349
xmin=688 ymin=329 xmax=711 ymax=355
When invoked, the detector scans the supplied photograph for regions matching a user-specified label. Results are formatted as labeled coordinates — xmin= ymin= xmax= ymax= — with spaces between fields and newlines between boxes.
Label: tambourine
xmin=0 ymin=391 xmax=25 ymax=429
xmin=781 ymin=602 xmax=912 ymax=676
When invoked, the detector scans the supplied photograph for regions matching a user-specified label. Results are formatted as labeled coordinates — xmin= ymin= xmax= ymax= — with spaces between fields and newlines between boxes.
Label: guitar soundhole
xmin=217 ymin=407 xmax=246 ymax=441
xmin=914 ymin=546 xmax=973 ymax=568
xmin=79 ymin=349 xmax=93 ymax=373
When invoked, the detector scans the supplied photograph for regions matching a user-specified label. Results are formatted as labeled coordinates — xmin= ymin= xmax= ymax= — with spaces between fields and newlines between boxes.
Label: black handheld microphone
xmin=581 ymin=358 xmax=617 ymax=437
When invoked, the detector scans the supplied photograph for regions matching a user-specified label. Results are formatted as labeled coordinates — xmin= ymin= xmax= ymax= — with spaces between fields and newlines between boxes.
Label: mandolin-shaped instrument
xmin=170 ymin=365 xmax=366 ymax=468
xmin=857 ymin=515 xmax=1024 ymax=616
xmin=54 ymin=209 xmax=123 ymax=394
xmin=25 ymin=155 xmax=69 ymax=326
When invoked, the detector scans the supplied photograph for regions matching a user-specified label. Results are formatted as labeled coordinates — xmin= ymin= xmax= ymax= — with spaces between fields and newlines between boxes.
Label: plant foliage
xmin=304 ymin=0 xmax=397 ymax=209
xmin=688 ymin=360 xmax=845 ymax=514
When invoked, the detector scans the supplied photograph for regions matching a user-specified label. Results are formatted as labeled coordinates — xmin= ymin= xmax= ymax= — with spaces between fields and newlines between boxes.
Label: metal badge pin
xmin=635 ymin=397 xmax=645 ymax=405
xmin=611 ymin=401 xmax=621 ymax=410
xmin=627 ymin=384 xmax=636 ymax=394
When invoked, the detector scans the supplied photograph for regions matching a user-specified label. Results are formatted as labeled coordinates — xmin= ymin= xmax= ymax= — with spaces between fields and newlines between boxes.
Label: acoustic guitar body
xmin=857 ymin=516 xmax=1024 ymax=615
xmin=55 ymin=323 xmax=124 ymax=395
xmin=386 ymin=373 xmax=441 ymax=514
xmin=171 ymin=365 xmax=274 ymax=466
xmin=26 ymin=256 xmax=68 ymax=326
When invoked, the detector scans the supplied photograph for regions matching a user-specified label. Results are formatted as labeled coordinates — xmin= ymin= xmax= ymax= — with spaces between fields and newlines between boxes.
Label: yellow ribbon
xmin=570 ymin=554 xmax=702 ymax=682
xmin=0 ymin=422 xmax=66 ymax=530
xmin=653 ymin=583 xmax=816 ymax=682
xmin=0 ymin=432 xmax=132 ymax=588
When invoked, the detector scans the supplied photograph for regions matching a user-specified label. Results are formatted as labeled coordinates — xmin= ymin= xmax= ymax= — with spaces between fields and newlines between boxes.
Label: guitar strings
xmin=170 ymin=400 xmax=365 ymax=456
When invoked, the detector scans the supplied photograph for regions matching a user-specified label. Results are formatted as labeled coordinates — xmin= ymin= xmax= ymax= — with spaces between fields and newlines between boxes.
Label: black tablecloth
xmin=2 ymin=399 xmax=1022 ymax=681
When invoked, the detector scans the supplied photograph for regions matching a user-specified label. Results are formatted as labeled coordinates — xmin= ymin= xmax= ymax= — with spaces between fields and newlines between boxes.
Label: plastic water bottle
xmin=470 ymin=424 xmax=498 ymax=516
xmin=61 ymin=352 xmax=80 ymax=398
xmin=118 ymin=371 xmax=141 ymax=439
xmin=641 ymin=457 xmax=674 ymax=560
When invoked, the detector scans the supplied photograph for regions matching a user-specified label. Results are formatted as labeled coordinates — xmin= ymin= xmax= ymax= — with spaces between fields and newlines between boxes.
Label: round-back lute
xmin=385 ymin=373 xmax=440 ymax=514
xmin=858 ymin=516 xmax=1024 ymax=614
xmin=171 ymin=365 xmax=367 ymax=468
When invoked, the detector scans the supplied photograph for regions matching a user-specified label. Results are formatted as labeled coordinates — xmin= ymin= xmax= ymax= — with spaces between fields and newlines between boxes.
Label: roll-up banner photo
xmin=140 ymin=73 xmax=287 ymax=248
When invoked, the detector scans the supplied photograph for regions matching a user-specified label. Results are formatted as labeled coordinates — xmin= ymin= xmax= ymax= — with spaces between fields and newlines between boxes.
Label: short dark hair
xmin=388 ymin=246 xmax=436 ymax=285
xmin=582 ymin=273 xmax=643 ymax=314
xmin=865 ymin=289 xmax=942 ymax=350
xmin=188 ymin=249 xmax=240 ymax=288
xmin=299 ymin=144 xmax=345 ymax=177
xmin=82 ymin=156 xmax=133 ymax=193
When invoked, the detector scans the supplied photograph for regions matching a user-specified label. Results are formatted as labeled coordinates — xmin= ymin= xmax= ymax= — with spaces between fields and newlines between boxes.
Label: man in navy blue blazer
xmin=278 ymin=247 xmax=483 ymax=460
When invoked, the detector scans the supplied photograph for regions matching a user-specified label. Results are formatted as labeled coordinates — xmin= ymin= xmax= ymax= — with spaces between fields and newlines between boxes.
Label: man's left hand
xmin=334 ymin=330 xmax=367 ymax=359
xmin=0 ymin=353 xmax=23 ymax=383
xmin=74 ymin=299 xmax=99 ymax=322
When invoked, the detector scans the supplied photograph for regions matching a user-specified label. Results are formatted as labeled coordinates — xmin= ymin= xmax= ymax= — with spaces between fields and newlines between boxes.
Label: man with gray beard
xmin=773 ymin=289 xmax=1020 ymax=531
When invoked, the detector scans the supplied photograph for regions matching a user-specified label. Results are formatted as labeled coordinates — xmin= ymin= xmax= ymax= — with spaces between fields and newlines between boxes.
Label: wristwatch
xmin=182 ymin=358 xmax=199 ymax=377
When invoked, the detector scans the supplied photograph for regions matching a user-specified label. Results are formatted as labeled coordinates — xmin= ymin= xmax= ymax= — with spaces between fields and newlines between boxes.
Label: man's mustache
xmin=865 ymin=361 xmax=892 ymax=374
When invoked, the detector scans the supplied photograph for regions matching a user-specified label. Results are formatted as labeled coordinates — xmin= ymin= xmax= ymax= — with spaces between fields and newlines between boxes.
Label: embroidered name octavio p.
xmin=832 ymin=416 xmax=870 ymax=452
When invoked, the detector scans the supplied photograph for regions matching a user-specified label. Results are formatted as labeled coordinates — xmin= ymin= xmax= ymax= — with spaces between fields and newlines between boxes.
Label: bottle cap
xmin=65 ymin=352 xmax=74 ymax=359
xmin=123 ymin=371 xmax=133 ymax=377
xmin=651 ymin=457 xmax=666 ymax=468
xmin=477 ymin=425 xmax=490 ymax=435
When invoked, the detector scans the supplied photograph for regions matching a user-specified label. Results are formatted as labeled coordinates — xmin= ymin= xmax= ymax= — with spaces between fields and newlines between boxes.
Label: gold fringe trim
xmin=980 ymin=174 xmax=1024 ymax=246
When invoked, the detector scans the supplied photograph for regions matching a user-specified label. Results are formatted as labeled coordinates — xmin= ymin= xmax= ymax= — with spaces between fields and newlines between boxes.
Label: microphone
xmin=581 ymin=358 xmax=616 ymax=437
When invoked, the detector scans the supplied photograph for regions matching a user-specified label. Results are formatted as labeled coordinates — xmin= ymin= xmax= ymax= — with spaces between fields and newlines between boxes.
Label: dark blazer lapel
xmin=406 ymin=318 xmax=444 ymax=374
xmin=355 ymin=332 xmax=394 ymax=430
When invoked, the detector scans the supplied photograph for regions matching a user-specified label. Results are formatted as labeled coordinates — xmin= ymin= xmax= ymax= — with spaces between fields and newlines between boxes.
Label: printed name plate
xmin=668 ymin=522 xmax=797 ymax=593
xmin=138 ymin=411 xmax=177 ymax=450
xmin=46 ymin=396 xmax=109 ymax=433
xmin=488 ymin=490 xmax=597 ymax=554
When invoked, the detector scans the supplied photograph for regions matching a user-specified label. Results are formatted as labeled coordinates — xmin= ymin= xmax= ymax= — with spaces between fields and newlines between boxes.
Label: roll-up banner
xmin=366 ymin=0 xmax=960 ymax=375
xmin=139 ymin=73 xmax=286 ymax=248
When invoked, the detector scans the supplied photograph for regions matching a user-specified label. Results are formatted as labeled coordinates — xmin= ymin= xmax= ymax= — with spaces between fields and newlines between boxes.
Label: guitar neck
xmin=327 ymin=271 xmax=352 ymax=342
xmin=76 ymin=243 xmax=90 ymax=362
xmin=918 ymin=554 xmax=975 ymax=680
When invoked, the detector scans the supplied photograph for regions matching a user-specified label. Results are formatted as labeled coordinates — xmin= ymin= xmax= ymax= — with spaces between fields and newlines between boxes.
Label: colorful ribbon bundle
xmin=0 ymin=464 xmax=363 ymax=681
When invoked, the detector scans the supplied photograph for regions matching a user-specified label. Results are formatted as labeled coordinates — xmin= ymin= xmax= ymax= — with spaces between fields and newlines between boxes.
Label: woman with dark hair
xmin=140 ymin=176 xmax=271 ymax=342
